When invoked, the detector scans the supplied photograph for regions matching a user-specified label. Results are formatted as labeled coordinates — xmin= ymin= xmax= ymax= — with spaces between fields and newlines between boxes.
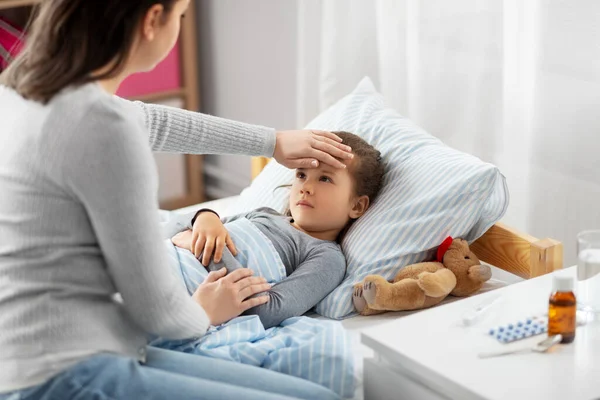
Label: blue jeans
xmin=0 ymin=347 xmax=340 ymax=400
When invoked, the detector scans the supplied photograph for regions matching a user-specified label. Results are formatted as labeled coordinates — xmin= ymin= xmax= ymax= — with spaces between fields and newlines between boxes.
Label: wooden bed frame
xmin=251 ymin=156 xmax=563 ymax=280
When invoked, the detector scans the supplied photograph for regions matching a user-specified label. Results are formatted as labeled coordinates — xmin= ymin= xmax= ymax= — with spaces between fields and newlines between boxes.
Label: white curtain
xmin=295 ymin=0 xmax=600 ymax=265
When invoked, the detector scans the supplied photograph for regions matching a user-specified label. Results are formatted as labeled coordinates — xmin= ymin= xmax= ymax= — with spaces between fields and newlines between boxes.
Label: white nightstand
xmin=361 ymin=267 xmax=600 ymax=400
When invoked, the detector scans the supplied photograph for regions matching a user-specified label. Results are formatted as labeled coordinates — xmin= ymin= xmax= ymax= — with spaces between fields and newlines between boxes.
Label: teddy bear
xmin=352 ymin=237 xmax=492 ymax=315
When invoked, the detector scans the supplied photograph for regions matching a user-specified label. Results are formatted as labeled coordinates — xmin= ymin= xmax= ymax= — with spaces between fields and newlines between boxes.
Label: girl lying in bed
xmin=169 ymin=131 xmax=384 ymax=328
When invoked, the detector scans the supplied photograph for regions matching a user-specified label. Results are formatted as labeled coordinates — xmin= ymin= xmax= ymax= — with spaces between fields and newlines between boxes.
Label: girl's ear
xmin=349 ymin=195 xmax=370 ymax=219
xmin=141 ymin=4 xmax=165 ymax=41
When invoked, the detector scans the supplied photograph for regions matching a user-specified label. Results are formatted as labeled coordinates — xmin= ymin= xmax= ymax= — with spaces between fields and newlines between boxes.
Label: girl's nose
xmin=300 ymin=181 xmax=314 ymax=195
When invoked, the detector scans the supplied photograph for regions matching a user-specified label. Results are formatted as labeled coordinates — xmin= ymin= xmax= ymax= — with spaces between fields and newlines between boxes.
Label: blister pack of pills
xmin=487 ymin=314 xmax=548 ymax=343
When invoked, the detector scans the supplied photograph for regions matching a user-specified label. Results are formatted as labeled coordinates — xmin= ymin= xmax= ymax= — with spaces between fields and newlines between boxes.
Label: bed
xmin=166 ymin=156 xmax=563 ymax=400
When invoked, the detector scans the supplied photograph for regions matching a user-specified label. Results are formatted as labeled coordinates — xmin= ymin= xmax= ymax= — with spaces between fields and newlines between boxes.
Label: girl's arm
xmin=243 ymin=244 xmax=346 ymax=329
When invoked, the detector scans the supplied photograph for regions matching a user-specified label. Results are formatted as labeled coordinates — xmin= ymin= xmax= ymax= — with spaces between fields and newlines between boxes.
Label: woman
xmin=0 ymin=0 xmax=351 ymax=399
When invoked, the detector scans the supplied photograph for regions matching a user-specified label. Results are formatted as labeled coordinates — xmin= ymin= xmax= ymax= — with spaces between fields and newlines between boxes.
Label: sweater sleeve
xmin=243 ymin=244 xmax=346 ymax=328
xmin=59 ymin=99 xmax=210 ymax=340
xmin=220 ymin=208 xmax=279 ymax=224
xmin=127 ymin=99 xmax=276 ymax=157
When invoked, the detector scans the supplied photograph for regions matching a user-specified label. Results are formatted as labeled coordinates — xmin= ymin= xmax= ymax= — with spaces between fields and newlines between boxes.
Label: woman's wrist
xmin=263 ymin=128 xmax=277 ymax=157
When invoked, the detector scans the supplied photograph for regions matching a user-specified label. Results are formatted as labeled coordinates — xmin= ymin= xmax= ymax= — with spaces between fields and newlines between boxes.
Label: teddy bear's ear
xmin=436 ymin=236 xmax=454 ymax=262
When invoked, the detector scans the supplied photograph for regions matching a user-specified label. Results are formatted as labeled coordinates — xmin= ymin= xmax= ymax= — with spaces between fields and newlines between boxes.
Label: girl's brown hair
xmin=334 ymin=131 xmax=384 ymax=206
xmin=0 ymin=0 xmax=177 ymax=104
xmin=331 ymin=131 xmax=384 ymax=241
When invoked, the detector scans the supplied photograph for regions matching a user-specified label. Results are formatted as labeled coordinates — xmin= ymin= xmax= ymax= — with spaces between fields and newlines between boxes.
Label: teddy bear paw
xmin=469 ymin=264 xmax=492 ymax=283
xmin=417 ymin=271 xmax=454 ymax=298
xmin=352 ymin=285 xmax=367 ymax=313
xmin=362 ymin=280 xmax=378 ymax=306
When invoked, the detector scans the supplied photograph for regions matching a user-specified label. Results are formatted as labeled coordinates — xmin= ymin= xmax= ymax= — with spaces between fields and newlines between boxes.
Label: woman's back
xmin=0 ymin=83 xmax=163 ymax=391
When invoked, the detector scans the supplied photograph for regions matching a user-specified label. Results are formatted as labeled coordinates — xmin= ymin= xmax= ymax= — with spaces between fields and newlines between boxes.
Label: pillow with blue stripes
xmin=228 ymin=77 xmax=508 ymax=319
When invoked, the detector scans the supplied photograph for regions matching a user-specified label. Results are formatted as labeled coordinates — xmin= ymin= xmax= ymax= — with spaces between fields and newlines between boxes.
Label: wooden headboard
xmin=251 ymin=156 xmax=563 ymax=279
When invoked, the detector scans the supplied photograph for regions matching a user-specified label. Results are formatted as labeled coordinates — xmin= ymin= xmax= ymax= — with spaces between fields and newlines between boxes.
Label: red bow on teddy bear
xmin=436 ymin=236 xmax=453 ymax=263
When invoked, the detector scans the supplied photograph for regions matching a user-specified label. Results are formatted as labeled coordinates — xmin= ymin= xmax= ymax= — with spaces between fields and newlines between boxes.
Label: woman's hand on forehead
xmin=274 ymin=130 xmax=354 ymax=170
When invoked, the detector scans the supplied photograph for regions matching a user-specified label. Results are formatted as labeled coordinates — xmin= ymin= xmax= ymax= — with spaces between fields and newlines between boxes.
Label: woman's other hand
xmin=192 ymin=268 xmax=271 ymax=326
xmin=274 ymin=130 xmax=354 ymax=169
xmin=190 ymin=212 xmax=237 ymax=266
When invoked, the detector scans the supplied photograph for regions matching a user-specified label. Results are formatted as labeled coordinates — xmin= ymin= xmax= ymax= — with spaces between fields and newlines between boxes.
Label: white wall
xmin=197 ymin=0 xmax=299 ymax=198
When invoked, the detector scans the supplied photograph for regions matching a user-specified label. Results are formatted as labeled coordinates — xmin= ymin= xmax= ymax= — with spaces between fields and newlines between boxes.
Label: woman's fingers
xmin=306 ymin=147 xmax=347 ymax=169
xmin=311 ymin=137 xmax=354 ymax=161
xmin=226 ymin=234 xmax=238 ymax=256
xmin=313 ymin=133 xmax=352 ymax=152
xmin=204 ymin=267 xmax=227 ymax=283
xmin=240 ymin=295 xmax=270 ymax=312
xmin=223 ymin=268 xmax=254 ymax=283
xmin=274 ymin=130 xmax=355 ymax=170
xmin=202 ymin=237 xmax=216 ymax=266
xmin=238 ymin=283 xmax=271 ymax=301
xmin=236 ymin=276 xmax=267 ymax=291
xmin=281 ymin=158 xmax=319 ymax=169
xmin=310 ymin=130 xmax=343 ymax=143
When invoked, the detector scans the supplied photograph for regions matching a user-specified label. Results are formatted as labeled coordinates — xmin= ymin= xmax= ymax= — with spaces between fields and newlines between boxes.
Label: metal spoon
xmin=478 ymin=334 xmax=563 ymax=359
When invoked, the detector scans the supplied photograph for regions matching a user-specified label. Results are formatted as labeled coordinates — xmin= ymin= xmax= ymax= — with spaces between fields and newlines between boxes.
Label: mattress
xmin=168 ymin=196 xmax=523 ymax=399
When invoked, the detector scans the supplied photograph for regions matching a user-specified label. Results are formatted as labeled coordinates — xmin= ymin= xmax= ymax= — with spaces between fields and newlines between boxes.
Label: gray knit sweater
xmin=0 ymin=83 xmax=276 ymax=393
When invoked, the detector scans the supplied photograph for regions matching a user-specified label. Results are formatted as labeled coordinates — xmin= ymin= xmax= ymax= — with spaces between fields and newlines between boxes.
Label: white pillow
xmin=228 ymin=77 xmax=508 ymax=319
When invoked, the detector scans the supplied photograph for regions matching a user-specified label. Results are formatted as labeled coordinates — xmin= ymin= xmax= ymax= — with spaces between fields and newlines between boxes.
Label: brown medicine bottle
xmin=547 ymin=275 xmax=576 ymax=344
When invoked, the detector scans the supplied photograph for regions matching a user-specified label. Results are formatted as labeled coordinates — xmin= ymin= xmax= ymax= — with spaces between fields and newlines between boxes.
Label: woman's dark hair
xmin=0 ymin=0 xmax=177 ymax=104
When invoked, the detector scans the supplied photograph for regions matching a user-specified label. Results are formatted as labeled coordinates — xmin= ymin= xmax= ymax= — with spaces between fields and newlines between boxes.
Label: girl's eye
xmin=296 ymin=172 xmax=306 ymax=179
xmin=320 ymin=176 xmax=332 ymax=183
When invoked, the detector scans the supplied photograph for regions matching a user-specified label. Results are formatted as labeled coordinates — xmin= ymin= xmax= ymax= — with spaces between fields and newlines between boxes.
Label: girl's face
xmin=289 ymin=162 xmax=369 ymax=241
xmin=130 ymin=0 xmax=190 ymax=73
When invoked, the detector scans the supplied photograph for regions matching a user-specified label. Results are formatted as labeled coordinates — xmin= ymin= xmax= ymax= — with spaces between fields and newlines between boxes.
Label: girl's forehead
xmin=297 ymin=160 xmax=355 ymax=175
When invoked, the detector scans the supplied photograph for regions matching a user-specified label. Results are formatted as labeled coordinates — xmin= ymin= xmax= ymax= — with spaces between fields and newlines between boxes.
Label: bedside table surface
xmin=361 ymin=267 xmax=600 ymax=400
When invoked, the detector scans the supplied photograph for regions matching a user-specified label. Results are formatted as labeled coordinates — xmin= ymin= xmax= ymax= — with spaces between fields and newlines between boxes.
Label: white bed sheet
xmin=170 ymin=196 xmax=524 ymax=400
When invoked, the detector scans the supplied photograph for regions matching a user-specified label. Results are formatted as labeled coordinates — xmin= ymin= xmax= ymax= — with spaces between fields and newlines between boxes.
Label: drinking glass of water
xmin=577 ymin=230 xmax=600 ymax=321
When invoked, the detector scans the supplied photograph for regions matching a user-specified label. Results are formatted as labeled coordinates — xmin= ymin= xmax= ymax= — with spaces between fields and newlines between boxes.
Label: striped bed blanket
xmin=152 ymin=239 xmax=355 ymax=398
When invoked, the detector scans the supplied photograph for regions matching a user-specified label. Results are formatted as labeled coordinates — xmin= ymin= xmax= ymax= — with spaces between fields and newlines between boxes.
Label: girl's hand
xmin=171 ymin=229 xmax=193 ymax=250
xmin=191 ymin=211 xmax=237 ymax=266
xmin=274 ymin=130 xmax=354 ymax=170
xmin=193 ymin=268 xmax=271 ymax=326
